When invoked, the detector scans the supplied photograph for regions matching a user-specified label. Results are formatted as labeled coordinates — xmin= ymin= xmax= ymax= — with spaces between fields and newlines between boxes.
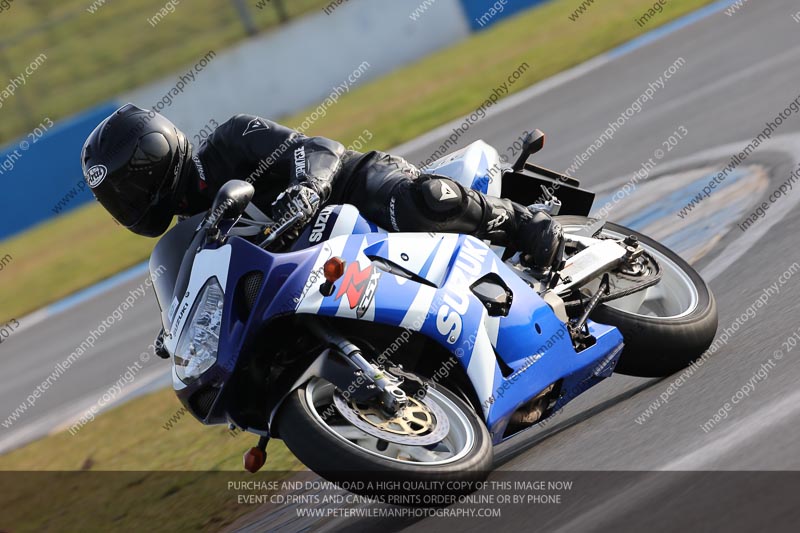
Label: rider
xmin=80 ymin=104 xmax=562 ymax=267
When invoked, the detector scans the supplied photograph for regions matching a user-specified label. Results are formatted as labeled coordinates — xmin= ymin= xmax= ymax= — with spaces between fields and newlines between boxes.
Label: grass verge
xmin=0 ymin=0 xmax=330 ymax=144
xmin=0 ymin=387 xmax=302 ymax=531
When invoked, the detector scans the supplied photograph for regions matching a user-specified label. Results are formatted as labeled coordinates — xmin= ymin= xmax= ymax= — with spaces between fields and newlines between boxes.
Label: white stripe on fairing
xmin=425 ymin=233 xmax=459 ymax=286
xmin=490 ymin=245 xmax=506 ymax=259
xmin=363 ymin=239 xmax=377 ymax=322
xmin=296 ymin=235 xmax=349 ymax=315
xmin=329 ymin=204 xmax=360 ymax=239
xmin=384 ymin=233 xmax=443 ymax=277
xmin=485 ymin=316 xmax=500 ymax=347
xmin=484 ymin=255 xmax=503 ymax=346
xmin=469 ymin=311 xmax=499 ymax=417
xmin=399 ymin=284 xmax=437 ymax=331
xmin=335 ymin=287 xmax=351 ymax=317
xmin=164 ymin=245 xmax=232 ymax=354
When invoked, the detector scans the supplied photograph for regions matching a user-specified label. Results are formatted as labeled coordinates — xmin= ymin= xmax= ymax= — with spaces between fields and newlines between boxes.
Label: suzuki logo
xmin=436 ymin=238 xmax=488 ymax=344
xmin=309 ymin=205 xmax=335 ymax=243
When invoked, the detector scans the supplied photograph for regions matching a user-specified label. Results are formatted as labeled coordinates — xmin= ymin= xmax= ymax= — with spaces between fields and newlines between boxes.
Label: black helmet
xmin=81 ymin=103 xmax=191 ymax=237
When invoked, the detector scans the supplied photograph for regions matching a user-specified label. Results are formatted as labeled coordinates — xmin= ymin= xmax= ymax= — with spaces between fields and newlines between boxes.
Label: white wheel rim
xmin=563 ymin=224 xmax=700 ymax=319
xmin=304 ymin=378 xmax=476 ymax=466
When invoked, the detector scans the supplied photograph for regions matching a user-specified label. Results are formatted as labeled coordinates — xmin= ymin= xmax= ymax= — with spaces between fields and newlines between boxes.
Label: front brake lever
xmin=259 ymin=211 xmax=306 ymax=249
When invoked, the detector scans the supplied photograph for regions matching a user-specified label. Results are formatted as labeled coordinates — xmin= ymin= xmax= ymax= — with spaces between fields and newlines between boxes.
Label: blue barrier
xmin=0 ymin=102 xmax=120 ymax=240
xmin=458 ymin=0 xmax=549 ymax=31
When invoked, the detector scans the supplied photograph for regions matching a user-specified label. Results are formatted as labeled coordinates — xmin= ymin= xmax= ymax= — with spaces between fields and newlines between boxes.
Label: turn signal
xmin=324 ymin=257 xmax=346 ymax=282
xmin=243 ymin=447 xmax=266 ymax=473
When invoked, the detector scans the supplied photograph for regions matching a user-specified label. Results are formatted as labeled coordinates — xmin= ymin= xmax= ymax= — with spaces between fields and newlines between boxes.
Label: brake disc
xmin=333 ymin=391 xmax=450 ymax=446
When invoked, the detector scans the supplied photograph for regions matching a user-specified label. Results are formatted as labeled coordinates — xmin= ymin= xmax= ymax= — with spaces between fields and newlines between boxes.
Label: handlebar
xmin=258 ymin=211 xmax=307 ymax=249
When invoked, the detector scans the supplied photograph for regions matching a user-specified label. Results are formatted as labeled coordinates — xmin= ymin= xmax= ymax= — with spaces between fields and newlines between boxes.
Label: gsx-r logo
xmin=336 ymin=261 xmax=380 ymax=319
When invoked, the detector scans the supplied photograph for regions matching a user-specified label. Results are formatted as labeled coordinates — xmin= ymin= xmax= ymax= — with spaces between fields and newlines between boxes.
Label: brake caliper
xmin=386 ymin=364 xmax=428 ymax=400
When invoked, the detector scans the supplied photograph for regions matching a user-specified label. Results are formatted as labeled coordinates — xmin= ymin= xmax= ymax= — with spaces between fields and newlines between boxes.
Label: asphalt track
xmin=3 ymin=0 xmax=800 ymax=530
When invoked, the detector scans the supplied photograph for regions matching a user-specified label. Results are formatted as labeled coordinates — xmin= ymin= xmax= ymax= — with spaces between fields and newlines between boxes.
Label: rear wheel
xmin=557 ymin=216 xmax=718 ymax=377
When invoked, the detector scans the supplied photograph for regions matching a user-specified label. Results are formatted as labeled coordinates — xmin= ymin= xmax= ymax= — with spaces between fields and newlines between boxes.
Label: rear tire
xmin=557 ymin=216 xmax=718 ymax=377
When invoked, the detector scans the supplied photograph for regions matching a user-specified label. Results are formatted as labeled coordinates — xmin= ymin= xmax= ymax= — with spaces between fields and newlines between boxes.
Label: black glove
xmin=271 ymin=184 xmax=321 ymax=226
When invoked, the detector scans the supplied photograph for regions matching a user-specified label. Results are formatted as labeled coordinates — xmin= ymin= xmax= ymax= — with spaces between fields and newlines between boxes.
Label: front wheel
xmin=557 ymin=216 xmax=718 ymax=377
xmin=276 ymin=378 xmax=493 ymax=490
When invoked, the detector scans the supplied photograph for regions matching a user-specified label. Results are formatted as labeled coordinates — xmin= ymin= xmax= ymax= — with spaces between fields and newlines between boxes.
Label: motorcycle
xmin=149 ymin=130 xmax=717 ymax=486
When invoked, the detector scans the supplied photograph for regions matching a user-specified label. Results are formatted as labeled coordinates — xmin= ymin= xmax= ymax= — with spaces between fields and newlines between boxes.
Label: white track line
xmin=0 ymin=367 xmax=169 ymax=454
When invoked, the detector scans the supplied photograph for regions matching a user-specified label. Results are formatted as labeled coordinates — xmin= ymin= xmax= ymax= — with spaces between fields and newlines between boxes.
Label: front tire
xmin=557 ymin=216 xmax=718 ymax=377
xmin=276 ymin=379 xmax=493 ymax=489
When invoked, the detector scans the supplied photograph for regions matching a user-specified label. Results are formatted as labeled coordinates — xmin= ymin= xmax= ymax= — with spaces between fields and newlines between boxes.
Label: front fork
xmin=306 ymin=320 xmax=410 ymax=415
xmin=243 ymin=321 xmax=410 ymax=474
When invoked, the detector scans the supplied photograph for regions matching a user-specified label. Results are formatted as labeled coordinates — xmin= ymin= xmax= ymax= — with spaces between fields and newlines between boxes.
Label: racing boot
xmin=517 ymin=208 xmax=563 ymax=270
xmin=472 ymin=191 xmax=563 ymax=270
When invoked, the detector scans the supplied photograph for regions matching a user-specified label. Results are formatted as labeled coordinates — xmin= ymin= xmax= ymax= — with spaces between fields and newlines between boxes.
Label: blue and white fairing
xmin=422 ymin=139 xmax=503 ymax=197
xmin=282 ymin=207 xmax=623 ymax=441
xmin=166 ymin=141 xmax=623 ymax=443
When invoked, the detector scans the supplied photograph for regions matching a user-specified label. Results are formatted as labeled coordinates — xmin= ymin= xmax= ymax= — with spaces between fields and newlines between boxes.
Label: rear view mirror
xmin=512 ymin=129 xmax=546 ymax=171
xmin=208 ymin=180 xmax=255 ymax=226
